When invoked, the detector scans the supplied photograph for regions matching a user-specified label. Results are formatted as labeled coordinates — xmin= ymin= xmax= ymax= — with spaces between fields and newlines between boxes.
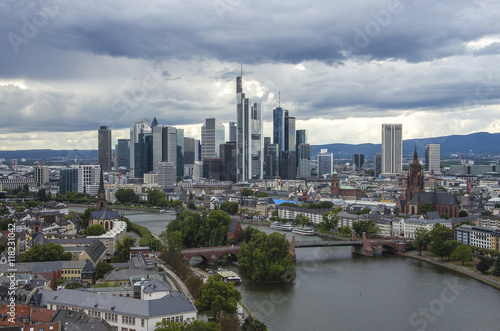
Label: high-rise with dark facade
xmin=374 ymin=153 xmax=382 ymax=177
xmin=229 ymin=122 xmax=237 ymax=143
xmin=220 ymin=142 xmax=237 ymax=182
xmin=280 ymin=151 xmax=296 ymax=180
xmin=177 ymin=129 xmax=184 ymax=177
xmin=353 ymin=154 xmax=365 ymax=171
xmin=130 ymin=119 xmax=151 ymax=178
xmin=297 ymin=143 xmax=311 ymax=178
xmin=115 ymin=139 xmax=130 ymax=170
xmin=317 ymin=149 xmax=333 ymax=178
xmin=273 ymin=107 xmax=285 ymax=153
xmin=59 ymin=168 xmax=78 ymax=195
xmin=98 ymin=126 xmax=112 ymax=171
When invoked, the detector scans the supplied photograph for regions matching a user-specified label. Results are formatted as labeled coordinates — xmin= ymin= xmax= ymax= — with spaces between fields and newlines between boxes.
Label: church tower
xmin=406 ymin=146 xmax=424 ymax=213
xmin=96 ymin=168 xmax=107 ymax=211
xmin=330 ymin=171 xmax=340 ymax=195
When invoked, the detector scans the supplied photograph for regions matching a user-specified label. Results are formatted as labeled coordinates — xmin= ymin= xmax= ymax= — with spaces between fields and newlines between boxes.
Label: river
xmin=71 ymin=207 xmax=500 ymax=330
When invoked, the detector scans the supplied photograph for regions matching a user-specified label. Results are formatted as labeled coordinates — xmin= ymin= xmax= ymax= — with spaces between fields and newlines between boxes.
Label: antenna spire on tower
xmin=240 ymin=59 xmax=243 ymax=77
xmin=279 ymin=91 xmax=281 ymax=107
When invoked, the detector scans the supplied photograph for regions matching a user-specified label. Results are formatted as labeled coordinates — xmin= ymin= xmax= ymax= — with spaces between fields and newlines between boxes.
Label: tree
xmin=115 ymin=188 xmax=139 ymax=204
xmin=256 ymin=192 xmax=268 ymax=197
xmin=442 ymin=240 xmax=460 ymax=260
xmin=239 ymin=231 xmax=295 ymax=282
xmin=241 ymin=226 xmax=260 ymax=244
xmin=65 ymin=281 xmax=83 ymax=289
xmin=111 ymin=236 xmax=136 ymax=263
xmin=20 ymin=244 xmax=72 ymax=262
xmin=16 ymin=191 xmax=26 ymax=199
xmin=492 ymin=259 xmax=500 ymax=276
xmin=159 ymin=230 xmax=183 ymax=254
xmin=187 ymin=202 xmax=197 ymax=210
xmin=476 ymin=261 xmax=490 ymax=274
xmin=0 ymin=218 xmax=13 ymax=231
xmin=295 ymin=214 xmax=312 ymax=226
xmin=84 ymin=224 xmax=107 ymax=236
xmin=413 ymin=228 xmax=431 ymax=254
xmin=451 ymin=244 xmax=473 ymax=265
xmin=319 ymin=208 xmax=340 ymax=232
xmin=155 ymin=319 xmax=220 ymax=331
xmin=195 ymin=275 xmax=242 ymax=322
xmin=219 ymin=312 xmax=241 ymax=331
xmin=95 ymin=261 xmax=114 ymax=279
xmin=241 ymin=188 xmax=254 ymax=196
xmin=220 ymin=201 xmax=239 ymax=215
xmin=439 ymin=213 xmax=450 ymax=220
xmin=459 ymin=210 xmax=469 ymax=217
xmin=242 ymin=317 xmax=268 ymax=331
xmin=80 ymin=207 xmax=96 ymax=229
xmin=355 ymin=207 xmax=371 ymax=215
xmin=185 ymin=275 xmax=203 ymax=300
xmin=352 ymin=219 xmax=378 ymax=236
xmin=339 ymin=226 xmax=352 ymax=238
xmin=148 ymin=189 xmax=167 ymax=206
xmin=418 ymin=202 xmax=434 ymax=215
xmin=37 ymin=189 xmax=47 ymax=201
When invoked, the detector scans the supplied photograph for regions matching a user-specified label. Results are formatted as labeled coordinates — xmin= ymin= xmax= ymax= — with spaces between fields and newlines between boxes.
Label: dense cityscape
xmin=2 ymin=0 xmax=500 ymax=330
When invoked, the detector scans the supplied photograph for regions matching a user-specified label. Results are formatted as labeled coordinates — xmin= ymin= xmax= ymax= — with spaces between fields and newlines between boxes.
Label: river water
xmin=71 ymin=207 xmax=500 ymax=331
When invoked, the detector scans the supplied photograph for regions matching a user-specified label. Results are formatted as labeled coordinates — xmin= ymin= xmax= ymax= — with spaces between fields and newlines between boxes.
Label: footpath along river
xmin=71 ymin=207 xmax=500 ymax=330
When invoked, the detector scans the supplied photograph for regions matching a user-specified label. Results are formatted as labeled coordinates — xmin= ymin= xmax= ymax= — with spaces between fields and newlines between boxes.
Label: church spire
xmin=96 ymin=168 xmax=107 ymax=211
xmin=413 ymin=145 xmax=418 ymax=161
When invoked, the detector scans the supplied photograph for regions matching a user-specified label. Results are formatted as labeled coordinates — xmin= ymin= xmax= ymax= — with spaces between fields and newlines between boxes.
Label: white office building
xmin=381 ymin=124 xmax=402 ymax=174
xmin=425 ymin=144 xmax=440 ymax=173
xmin=201 ymin=118 xmax=225 ymax=159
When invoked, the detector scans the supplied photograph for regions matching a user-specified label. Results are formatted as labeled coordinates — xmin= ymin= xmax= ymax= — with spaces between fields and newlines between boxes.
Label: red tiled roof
xmin=0 ymin=304 xmax=56 ymax=325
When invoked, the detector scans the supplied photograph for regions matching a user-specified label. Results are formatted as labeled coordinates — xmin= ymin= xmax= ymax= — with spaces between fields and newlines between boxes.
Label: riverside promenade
xmin=405 ymin=250 xmax=500 ymax=290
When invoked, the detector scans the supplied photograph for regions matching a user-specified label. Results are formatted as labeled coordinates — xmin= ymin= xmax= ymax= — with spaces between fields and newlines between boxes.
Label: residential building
xmin=77 ymin=165 xmax=100 ymax=195
xmin=381 ymin=124 xmax=402 ymax=174
xmin=425 ymin=144 xmax=440 ymax=173
xmin=34 ymin=165 xmax=50 ymax=187
xmin=38 ymin=288 xmax=197 ymax=331
xmin=98 ymin=126 xmax=112 ymax=171
xmin=201 ymin=118 xmax=225 ymax=159
xmin=403 ymin=218 xmax=451 ymax=238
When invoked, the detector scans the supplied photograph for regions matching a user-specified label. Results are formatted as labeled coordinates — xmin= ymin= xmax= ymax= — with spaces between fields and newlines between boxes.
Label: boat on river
xmin=270 ymin=222 xmax=294 ymax=231
xmin=216 ymin=268 xmax=241 ymax=285
xmin=292 ymin=226 xmax=315 ymax=236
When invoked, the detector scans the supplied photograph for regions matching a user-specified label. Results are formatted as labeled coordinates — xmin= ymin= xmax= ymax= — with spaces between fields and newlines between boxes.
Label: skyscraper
xmin=229 ymin=122 xmax=237 ymax=143
xmin=34 ymin=165 xmax=49 ymax=187
xmin=158 ymin=161 xmax=175 ymax=187
xmin=152 ymin=125 xmax=177 ymax=173
xmin=98 ymin=126 xmax=112 ymax=171
xmin=130 ymin=119 xmax=151 ymax=178
xmin=184 ymin=137 xmax=196 ymax=165
xmin=59 ymin=167 xmax=78 ymax=195
xmin=381 ymin=124 xmax=403 ymax=174
xmin=236 ymin=74 xmax=263 ymax=181
xmin=201 ymin=118 xmax=225 ymax=159
xmin=264 ymin=144 xmax=280 ymax=178
xmin=287 ymin=116 xmax=296 ymax=152
xmin=220 ymin=142 xmax=237 ymax=182
xmin=273 ymin=107 xmax=285 ymax=153
xmin=317 ymin=149 xmax=333 ymax=178
xmin=374 ymin=153 xmax=382 ymax=177
xmin=352 ymin=154 xmax=365 ymax=171
xmin=297 ymin=143 xmax=311 ymax=178
xmin=78 ymin=164 xmax=101 ymax=196
xmin=296 ymin=130 xmax=307 ymax=146
xmin=425 ymin=144 xmax=440 ymax=174
xmin=177 ymin=128 xmax=184 ymax=177
xmin=280 ymin=150 xmax=297 ymax=180
xmin=115 ymin=139 xmax=130 ymax=170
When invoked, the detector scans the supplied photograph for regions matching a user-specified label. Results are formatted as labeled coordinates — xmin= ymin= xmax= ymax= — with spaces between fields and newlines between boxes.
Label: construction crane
xmin=462 ymin=154 xmax=471 ymax=215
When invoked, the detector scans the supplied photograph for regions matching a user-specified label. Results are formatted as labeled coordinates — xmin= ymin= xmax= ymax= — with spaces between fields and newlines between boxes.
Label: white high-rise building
xmin=425 ymin=144 xmax=440 ymax=174
xmin=297 ymin=143 xmax=312 ymax=178
xmin=381 ymin=124 xmax=403 ymax=174
xmin=201 ymin=118 xmax=225 ymax=159
xmin=78 ymin=165 xmax=101 ymax=196
xmin=236 ymin=74 xmax=263 ymax=182
xmin=317 ymin=149 xmax=333 ymax=178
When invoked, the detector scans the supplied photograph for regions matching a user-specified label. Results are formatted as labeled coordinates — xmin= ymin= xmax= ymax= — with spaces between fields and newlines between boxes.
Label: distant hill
xmin=0 ymin=149 xmax=97 ymax=161
xmin=1 ymin=132 xmax=499 ymax=161
xmin=312 ymin=132 xmax=500 ymax=158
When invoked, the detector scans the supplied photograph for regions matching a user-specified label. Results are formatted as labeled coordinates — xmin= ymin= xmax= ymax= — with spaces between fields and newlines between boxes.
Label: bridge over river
xmin=180 ymin=233 xmax=413 ymax=264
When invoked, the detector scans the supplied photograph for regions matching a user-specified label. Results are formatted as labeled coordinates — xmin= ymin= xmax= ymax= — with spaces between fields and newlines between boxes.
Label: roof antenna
xmin=279 ymin=91 xmax=281 ymax=107
xmin=240 ymin=59 xmax=243 ymax=77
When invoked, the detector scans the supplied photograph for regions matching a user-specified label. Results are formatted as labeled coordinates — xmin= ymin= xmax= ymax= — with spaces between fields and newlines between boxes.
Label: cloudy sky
xmin=1 ymin=0 xmax=500 ymax=150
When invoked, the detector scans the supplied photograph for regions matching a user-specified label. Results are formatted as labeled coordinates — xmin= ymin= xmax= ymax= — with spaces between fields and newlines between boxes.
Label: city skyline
xmin=1 ymin=1 xmax=500 ymax=150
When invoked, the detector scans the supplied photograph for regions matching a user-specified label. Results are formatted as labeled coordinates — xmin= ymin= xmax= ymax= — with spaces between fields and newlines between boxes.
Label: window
xmin=141 ymin=319 xmax=145 ymax=327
